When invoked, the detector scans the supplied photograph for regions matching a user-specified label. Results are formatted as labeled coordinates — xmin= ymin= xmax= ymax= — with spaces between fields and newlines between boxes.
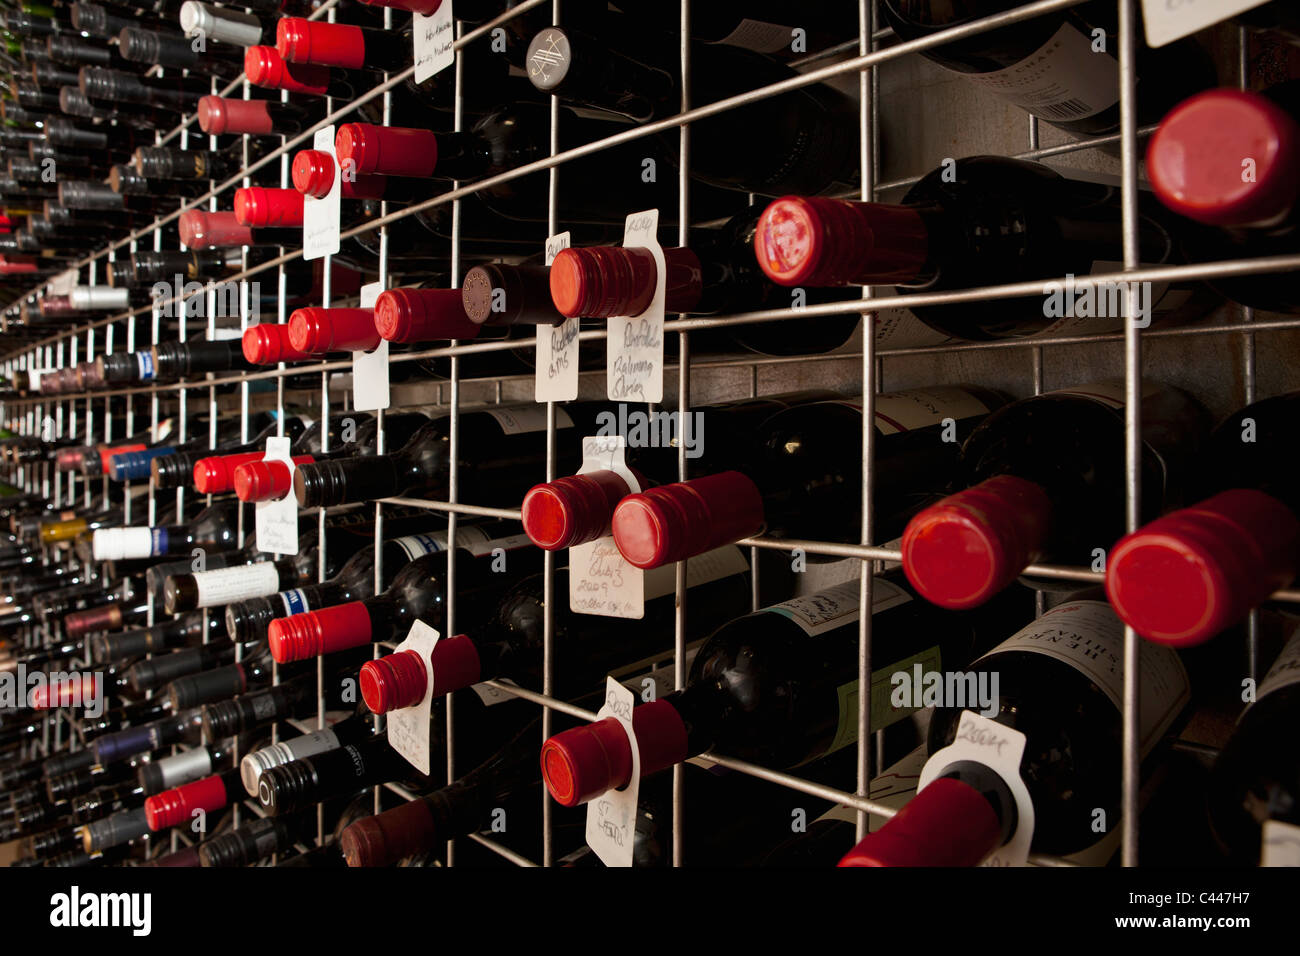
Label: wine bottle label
xmin=1141 ymin=0 xmax=1269 ymax=48
xmin=255 ymin=436 xmax=300 ymax=556
xmin=1039 ymin=261 xmax=1192 ymax=337
xmin=975 ymin=600 xmax=1190 ymax=754
xmin=1262 ymin=820 xmax=1300 ymax=867
xmin=193 ymin=563 xmax=283 ymax=608
xmin=872 ymin=307 xmax=954 ymax=349
xmin=827 ymin=643 xmax=944 ymax=756
xmin=241 ymin=729 xmax=342 ymax=795
xmin=279 ymin=589 xmax=310 ymax=616
xmin=486 ymin=405 xmax=575 ymax=435
xmin=151 ymin=747 xmax=213 ymax=790
xmin=766 ymin=577 xmax=911 ymax=637
xmin=608 ymin=209 xmax=667 ymax=404
xmin=1257 ymin=629 xmax=1300 ymax=701
xmin=962 ymin=22 xmax=1118 ymax=122
xmin=872 ymin=386 xmax=991 ymax=435
xmin=642 ymin=544 xmax=750 ymax=601
xmin=135 ymin=352 xmax=156 ymax=381
xmin=710 ymin=18 xmax=795 ymax=54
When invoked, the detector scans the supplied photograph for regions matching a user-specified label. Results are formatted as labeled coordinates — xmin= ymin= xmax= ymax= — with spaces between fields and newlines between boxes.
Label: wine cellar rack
xmin=3 ymin=0 xmax=1299 ymax=869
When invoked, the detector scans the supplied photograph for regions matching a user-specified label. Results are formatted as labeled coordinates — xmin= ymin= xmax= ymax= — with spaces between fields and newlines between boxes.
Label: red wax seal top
xmin=549 ymin=245 xmax=658 ymax=318
xmin=838 ymin=778 xmax=1003 ymax=867
xmin=234 ymin=187 xmax=304 ymax=229
xmin=1106 ymin=488 xmax=1300 ymax=647
xmin=901 ymin=474 xmax=1053 ymax=610
xmin=373 ymin=287 xmax=480 ymax=343
xmin=360 ymin=649 xmax=429 ymax=714
xmin=179 ymin=210 xmax=252 ymax=249
xmin=1147 ymin=88 xmax=1300 ymax=227
xmin=277 ymin=17 xmax=366 ymax=70
xmin=268 ymin=602 xmax=373 ymax=663
xmin=335 ymin=123 xmax=439 ymax=178
xmin=352 ymin=0 xmax=444 ymax=14
xmin=197 ymin=96 xmax=273 ymax=136
xmin=540 ymin=701 xmax=690 ymax=807
xmin=754 ymin=196 xmax=930 ymax=287
xmin=522 ymin=471 xmax=635 ymax=551
xmin=245 ymin=45 xmax=330 ymax=95
xmin=610 ymin=471 xmax=765 ymax=569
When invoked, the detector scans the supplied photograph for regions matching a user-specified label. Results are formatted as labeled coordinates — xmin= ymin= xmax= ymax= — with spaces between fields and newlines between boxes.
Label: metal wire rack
xmin=3 ymin=0 xmax=1297 ymax=868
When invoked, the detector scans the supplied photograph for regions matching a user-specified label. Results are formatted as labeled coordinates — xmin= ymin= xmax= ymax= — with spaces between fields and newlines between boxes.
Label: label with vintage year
xmin=766 ymin=577 xmax=911 ymax=638
xmin=607 ymin=210 xmax=666 ymax=404
xmin=193 ymin=562 xmax=283 ymax=607
xmin=536 ymin=232 xmax=578 ymax=402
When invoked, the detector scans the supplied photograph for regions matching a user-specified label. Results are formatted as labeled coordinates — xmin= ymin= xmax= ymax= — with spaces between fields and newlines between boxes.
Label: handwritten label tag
xmin=386 ymin=620 xmax=440 ymax=775
xmin=585 ymin=677 xmax=640 ymax=867
xmin=569 ymin=436 xmax=646 ymax=619
xmin=303 ymin=126 xmax=341 ymax=261
xmin=918 ymin=711 xmax=1033 ymax=867
xmin=254 ymin=436 xmax=299 ymax=555
xmin=1141 ymin=0 xmax=1269 ymax=47
xmin=535 ymin=231 xmax=578 ymax=402
xmin=413 ymin=0 xmax=455 ymax=83
xmin=50 ymin=268 xmax=78 ymax=296
xmin=607 ymin=209 xmax=665 ymax=404
xmin=352 ymin=282 xmax=390 ymax=411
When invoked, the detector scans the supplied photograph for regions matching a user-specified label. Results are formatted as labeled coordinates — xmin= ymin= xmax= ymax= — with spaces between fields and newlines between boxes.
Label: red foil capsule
xmin=232 ymin=456 xmax=314 ymax=502
xmin=268 ymin=602 xmax=374 ymax=663
xmin=610 ymin=471 xmax=766 ymax=570
xmin=838 ymin=778 xmax=1004 ymax=867
xmin=234 ymin=187 xmax=305 ymax=228
xmin=192 ymin=451 xmax=268 ymax=495
xmin=521 ymin=471 xmax=635 ymax=551
xmin=242 ymin=323 xmax=316 ymax=366
xmin=373 ymin=287 xmax=480 ymax=342
xmin=245 ymin=45 xmax=331 ymax=95
xmin=335 ymin=122 xmax=438 ymax=178
xmin=179 ymin=210 xmax=253 ymax=249
xmin=359 ymin=649 xmax=429 ymax=714
xmin=197 ymin=96 xmax=274 ymax=136
xmin=277 ymin=17 xmax=367 ymax=70
xmin=288 ymin=307 xmax=381 ymax=354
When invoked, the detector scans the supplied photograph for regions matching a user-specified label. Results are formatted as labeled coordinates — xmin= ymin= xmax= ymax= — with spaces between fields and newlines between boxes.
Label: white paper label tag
xmin=1142 ymin=0 xmax=1269 ymax=47
xmin=569 ymin=436 xmax=645 ymax=619
xmin=386 ymin=620 xmax=440 ymax=776
xmin=352 ymin=282 xmax=390 ymax=411
xmin=536 ymin=232 xmax=578 ymax=403
xmin=711 ymin=17 xmax=794 ymax=54
xmin=607 ymin=209 xmax=665 ymax=404
xmin=919 ymin=711 xmax=1034 ymax=867
xmin=50 ymin=268 xmax=78 ymax=296
xmin=1262 ymin=820 xmax=1300 ymax=867
xmin=413 ymin=0 xmax=455 ymax=84
xmin=485 ymin=404 xmax=572 ymax=435
xmin=254 ymin=436 xmax=299 ymax=555
xmin=302 ymin=126 xmax=341 ymax=261
xmin=586 ymin=677 xmax=640 ymax=868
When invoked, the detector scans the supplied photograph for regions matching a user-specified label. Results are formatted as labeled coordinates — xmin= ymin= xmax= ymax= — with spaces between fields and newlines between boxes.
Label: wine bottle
xmin=1146 ymin=82 xmax=1300 ymax=314
xmin=900 ymin=381 xmax=1209 ymax=609
xmin=292 ymin=402 xmax=603 ymax=508
xmin=360 ymin=554 xmax=750 ymax=711
xmin=878 ymin=0 xmax=1214 ymax=137
xmin=753 ymin=156 xmax=1213 ymax=341
xmin=196 ymin=94 xmax=324 ymax=138
xmin=152 ymin=414 xmax=306 ymax=490
xmin=117 ymin=25 xmax=244 ymax=79
xmin=607 ymin=387 xmax=1004 ymax=569
xmin=523 ymin=19 xmax=857 ymax=197
xmin=239 ymin=714 xmax=373 ymax=796
xmin=1106 ymin=390 xmax=1300 ymax=647
xmin=225 ymin=521 xmax=527 ymax=643
xmin=193 ymin=416 xmax=360 ymax=496
xmin=179 ymin=1 xmax=274 ymax=47
xmin=539 ymin=573 xmax=1023 ymax=806
xmin=142 ymin=768 xmax=244 ymax=831
xmin=178 ymin=209 xmax=298 ymax=250
xmin=839 ymin=599 xmax=1189 ymax=865
xmin=267 ymin=546 xmax=539 ymax=663
xmin=90 ymin=499 xmax=246 ymax=562
xmin=1207 ymin=628 xmax=1300 ymax=864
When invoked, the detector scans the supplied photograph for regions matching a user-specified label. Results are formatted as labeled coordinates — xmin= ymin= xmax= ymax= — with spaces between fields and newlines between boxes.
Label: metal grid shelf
xmin=2 ymin=0 xmax=1291 ymax=868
